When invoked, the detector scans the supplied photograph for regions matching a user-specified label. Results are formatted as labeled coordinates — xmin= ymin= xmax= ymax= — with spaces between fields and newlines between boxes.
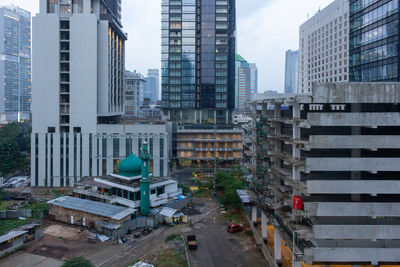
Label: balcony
xmin=305 ymin=247 xmax=400 ymax=265
xmin=305 ymin=158 xmax=400 ymax=173
xmin=306 ymin=180 xmax=400 ymax=195
xmin=309 ymin=135 xmax=400 ymax=149
xmin=312 ymin=225 xmax=400 ymax=240
xmin=307 ymin=112 xmax=400 ymax=127
xmin=304 ymin=202 xmax=400 ymax=217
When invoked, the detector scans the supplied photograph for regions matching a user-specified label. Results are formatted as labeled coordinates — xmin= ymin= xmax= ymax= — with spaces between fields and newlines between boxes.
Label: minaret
xmin=140 ymin=141 xmax=151 ymax=216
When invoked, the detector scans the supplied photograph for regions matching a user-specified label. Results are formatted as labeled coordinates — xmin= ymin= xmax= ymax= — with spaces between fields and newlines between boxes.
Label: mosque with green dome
xmin=75 ymin=143 xmax=182 ymax=216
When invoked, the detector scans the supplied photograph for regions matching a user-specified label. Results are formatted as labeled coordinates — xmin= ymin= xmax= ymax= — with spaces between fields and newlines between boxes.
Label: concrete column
xmin=274 ymin=228 xmax=282 ymax=261
xmin=351 ymin=103 xmax=361 ymax=201
xmin=275 ymin=103 xmax=281 ymax=118
xmin=214 ymin=110 xmax=217 ymax=124
xmin=83 ymin=0 xmax=91 ymax=14
xmin=261 ymin=212 xmax=268 ymax=240
xmin=262 ymin=103 xmax=267 ymax=117
xmin=252 ymin=206 xmax=257 ymax=224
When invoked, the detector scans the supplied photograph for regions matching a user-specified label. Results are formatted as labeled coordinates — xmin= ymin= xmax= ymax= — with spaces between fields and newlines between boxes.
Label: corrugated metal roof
xmin=236 ymin=190 xmax=253 ymax=204
xmin=48 ymin=196 xmax=134 ymax=220
xmin=159 ymin=207 xmax=177 ymax=217
xmin=0 ymin=231 xmax=28 ymax=243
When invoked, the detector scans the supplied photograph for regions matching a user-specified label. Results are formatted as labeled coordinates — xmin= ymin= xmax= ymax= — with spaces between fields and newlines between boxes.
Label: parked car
xmin=187 ymin=235 xmax=197 ymax=250
xmin=227 ymin=224 xmax=243 ymax=233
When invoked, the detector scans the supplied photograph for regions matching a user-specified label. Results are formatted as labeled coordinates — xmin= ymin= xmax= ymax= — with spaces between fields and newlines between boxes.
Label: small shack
xmin=0 ymin=231 xmax=27 ymax=256
xmin=158 ymin=207 xmax=187 ymax=224
xmin=18 ymin=224 xmax=42 ymax=242
xmin=47 ymin=196 xmax=136 ymax=229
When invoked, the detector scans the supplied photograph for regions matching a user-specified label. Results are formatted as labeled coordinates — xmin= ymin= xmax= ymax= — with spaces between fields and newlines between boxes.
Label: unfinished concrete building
xmin=247 ymin=83 xmax=400 ymax=266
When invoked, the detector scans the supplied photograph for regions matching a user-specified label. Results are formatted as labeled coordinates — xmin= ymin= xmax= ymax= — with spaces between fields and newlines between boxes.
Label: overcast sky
xmin=1 ymin=0 xmax=333 ymax=93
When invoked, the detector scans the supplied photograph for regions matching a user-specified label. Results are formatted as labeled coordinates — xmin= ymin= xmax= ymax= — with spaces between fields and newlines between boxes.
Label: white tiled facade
xmin=31 ymin=0 xmax=171 ymax=187
xmin=299 ymin=0 xmax=349 ymax=93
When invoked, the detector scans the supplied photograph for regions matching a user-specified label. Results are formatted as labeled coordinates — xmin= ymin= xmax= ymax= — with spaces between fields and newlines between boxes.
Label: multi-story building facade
xmin=349 ymin=0 xmax=399 ymax=82
xmin=299 ymin=0 xmax=349 ymax=93
xmin=125 ymin=70 xmax=144 ymax=118
xmin=31 ymin=0 xmax=171 ymax=187
xmin=0 ymin=6 xmax=31 ymax=123
xmin=144 ymin=69 xmax=160 ymax=104
xmin=235 ymin=53 xmax=251 ymax=115
xmin=247 ymin=83 xmax=400 ymax=266
xmin=284 ymin=49 xmax=299 ymax=94
xmin=249 ymin=63 xmax=258 ymax=94
xmin=176 ymin=124 xmax=243 ymax=167
xmin=161 ymin=0 xmax=236 ymax=124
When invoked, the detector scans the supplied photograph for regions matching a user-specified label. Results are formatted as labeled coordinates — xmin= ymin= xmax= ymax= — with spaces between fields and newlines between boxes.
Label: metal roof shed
xmin=48 ymin=196 xmax=136 ymax=221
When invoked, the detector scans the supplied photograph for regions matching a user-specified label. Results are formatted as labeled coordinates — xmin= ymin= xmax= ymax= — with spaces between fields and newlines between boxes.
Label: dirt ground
xmin=43 ymin=224 xmax=88 ymax=240
xmin=0 ymin=252 xmax=63 ymax=267
xmin=0 ymin=198 xmax=266 ymax=267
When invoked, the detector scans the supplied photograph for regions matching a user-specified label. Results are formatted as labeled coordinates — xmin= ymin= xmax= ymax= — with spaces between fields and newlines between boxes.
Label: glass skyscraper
xmin=0 ymin=5 xmax=31 ymax=123
xmin=235 ymin=53 xmax=251 ymax=115
xmin=144 ymin=69 xmax=160 ymax=104
xmin=284 ymin=49 xmax=299 ymax=94
xmin=349 ymin=0 xmax=399 ymax=82
xmin=161 ymin=0 xmax=236 ymax=124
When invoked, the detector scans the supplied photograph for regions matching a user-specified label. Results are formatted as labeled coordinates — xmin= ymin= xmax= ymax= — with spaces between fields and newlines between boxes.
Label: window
xmin=160 ymin=159 xmax=164 ymax=177
xmin=113 ymin=138 xmax=119 ymax=158
xmin=73 ymin=0 xmax=83 ymax=13
xmin=47 ymin=0 xmax=58 ymax=13
xmin=160 ymin=138 xmax=164 ymax=158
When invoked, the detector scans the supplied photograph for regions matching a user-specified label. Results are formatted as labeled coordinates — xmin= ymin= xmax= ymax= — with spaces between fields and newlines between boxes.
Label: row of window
xmin=350 ymin=41 xmax=398 ymax=66
xmin=164 ymin=101 xmax=227 ymax=109
xmin=353 ymin=62 xmax=398 ymax=81
xmin=351 ymin=0 xmax=398 ymax=32
xmin=351 ymin=0 xmax=381 ymax=14
xmin=352 ymin=20 xmax=398 ymax=48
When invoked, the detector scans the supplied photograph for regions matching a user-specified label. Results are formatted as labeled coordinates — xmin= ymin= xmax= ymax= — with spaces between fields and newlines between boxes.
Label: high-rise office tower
xmin=161 ymin=0 xmax=236 ymax=124
xmin=249 ymin=63 xmax=258 ymax=94
xmin=349 ymin=0 xmax=399 ymax=82
xmin=125 ymin=70 xmax=145 ymax=117
xmin=144 ymin=69 xmax=160 ymax=104
xmin=299 ymin=0 xmax=349 ymax=93
xmin=284 ymin=49 xmax=299 ymax=94
xmin=0 ymin=6 xmax=31 ymax=123
xmin=31 ymin=0 xmax=174 ymax=187
xmin=235 ymin=53 xmax=251 ymax=115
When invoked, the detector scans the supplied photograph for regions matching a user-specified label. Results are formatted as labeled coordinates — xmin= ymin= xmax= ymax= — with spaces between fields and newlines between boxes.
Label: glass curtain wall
xmin=349 ymin=0 xmax=400 ymax=82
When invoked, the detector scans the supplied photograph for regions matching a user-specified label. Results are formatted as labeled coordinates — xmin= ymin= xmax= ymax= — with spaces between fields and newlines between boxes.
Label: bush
xmin=165 ymin=233 xmax=181 ymax=243
xmin=178 ymin=184 xmax=190 ymax=195
xmin=62 ymin=257 xmax=94 ymax=267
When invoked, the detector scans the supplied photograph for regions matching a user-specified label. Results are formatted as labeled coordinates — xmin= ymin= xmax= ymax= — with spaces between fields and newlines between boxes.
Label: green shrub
xmin=62 ymin=257 xmax=94 ymax=267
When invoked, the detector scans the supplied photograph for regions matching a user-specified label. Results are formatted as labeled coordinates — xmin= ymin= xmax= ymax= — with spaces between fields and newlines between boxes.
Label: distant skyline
xmin=0 ymin=0 xmax=334 ymax=92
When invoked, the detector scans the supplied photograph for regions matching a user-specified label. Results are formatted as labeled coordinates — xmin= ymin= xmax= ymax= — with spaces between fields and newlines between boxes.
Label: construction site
xmin=245 ymin=83 xmax=400 ymax=266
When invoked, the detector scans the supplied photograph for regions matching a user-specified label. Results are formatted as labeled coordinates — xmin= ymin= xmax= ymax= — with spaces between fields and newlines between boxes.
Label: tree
xmin=62 ymin=257 xmax=94 ymax=267
xmin=0 ymin=187 xmax=4 ymax=204
xmin=215 ymin=170 xmax=245 ymax=211
xmin=0 ymin=122 xmax=31 ymax=176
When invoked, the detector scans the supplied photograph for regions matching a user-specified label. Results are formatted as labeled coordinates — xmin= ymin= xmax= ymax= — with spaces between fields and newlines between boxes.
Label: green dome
xmin=118 ymin=154 xmax=142 ymax=177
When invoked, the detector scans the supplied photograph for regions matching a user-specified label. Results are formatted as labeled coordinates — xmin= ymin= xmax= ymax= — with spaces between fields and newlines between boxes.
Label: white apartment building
xmin=31 ymin=0 xmax=170 ymax=187
xmin=125 ymin=70 xmax=144 ymax=118
xmin=299 ymin=0 xmax=349 ymax=93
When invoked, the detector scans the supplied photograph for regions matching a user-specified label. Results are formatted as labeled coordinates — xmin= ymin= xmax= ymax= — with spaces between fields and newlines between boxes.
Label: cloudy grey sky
xmin=1 ymin=0 xmax=333 ymax=93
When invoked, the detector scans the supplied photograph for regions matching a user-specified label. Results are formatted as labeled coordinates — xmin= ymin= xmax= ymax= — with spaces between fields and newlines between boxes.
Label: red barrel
xmin=293 ymin=196 xmax=304 ymax=210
